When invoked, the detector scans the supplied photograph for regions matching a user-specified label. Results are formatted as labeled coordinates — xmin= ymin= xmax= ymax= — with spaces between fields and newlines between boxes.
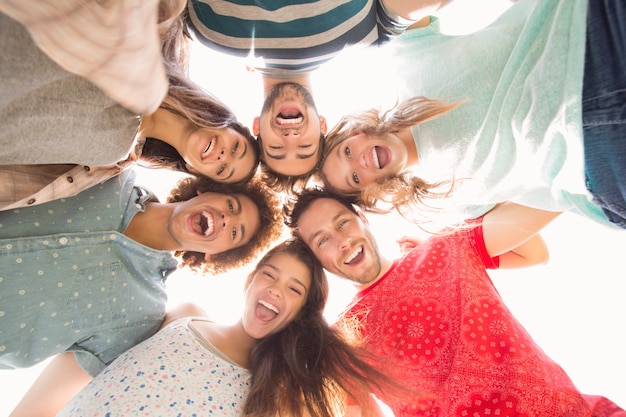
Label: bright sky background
xmin=2 ymin=2 xmax=625 ymax=414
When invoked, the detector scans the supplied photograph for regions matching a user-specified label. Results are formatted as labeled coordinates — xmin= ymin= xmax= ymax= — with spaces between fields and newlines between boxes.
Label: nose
xmin=267 ymin=284 xmax=282 ymax=299
xmin=339 ymin=235 xmax=352 ymax=250
xmin=216 ymin=148 xmax=230 ymax=162
xmin=220 ymin=211 xmax=231 ymax=228
xmin=281 ymin=129 xmax=300 ymax=139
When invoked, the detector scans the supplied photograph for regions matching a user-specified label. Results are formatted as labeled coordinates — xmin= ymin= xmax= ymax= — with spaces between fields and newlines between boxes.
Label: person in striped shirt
xmin=186 ymin=0 xmax=446 ymax=189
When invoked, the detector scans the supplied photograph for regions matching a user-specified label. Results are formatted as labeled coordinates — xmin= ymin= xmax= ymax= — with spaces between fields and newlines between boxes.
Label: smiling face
xmin=242 ymin=251 xmax=311 ymax=339
xmin=321 ymin=132 xmax=408 ymax=193
xmin=296 ymin=198 xmax=383 ymax=285
xmin=168 ymin=192 xmax=260 ymax=257
xmin=182 ymin=127 xmax=258 ymax=183
xmin=254 ymin=83 xmax=327 ymax=176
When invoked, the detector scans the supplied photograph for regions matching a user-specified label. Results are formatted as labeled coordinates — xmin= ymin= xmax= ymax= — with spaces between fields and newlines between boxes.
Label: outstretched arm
xmin=9 ymin=352 xmax=92 ymax=417
xmin=482 ymin=202 xmax=561 ymax=269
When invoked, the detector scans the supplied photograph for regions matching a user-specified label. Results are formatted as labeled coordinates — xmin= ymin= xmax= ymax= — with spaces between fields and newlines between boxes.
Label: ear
xmin=356 ymin=209 xmax=369 ymax=226
xmin=319 ymin=116 xmax=328 ymax=135
xmin=243 ymin=271 xmax=255 ymax=290
xmin=252 ymin=116 xmax=261 ymax=136
xmin=203 ymin=252 xmax=211 ymax=261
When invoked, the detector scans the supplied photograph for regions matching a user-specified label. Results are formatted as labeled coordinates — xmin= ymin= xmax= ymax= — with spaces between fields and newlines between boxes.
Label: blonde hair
xmin=319 ymin=96 xmax=463 ymax=227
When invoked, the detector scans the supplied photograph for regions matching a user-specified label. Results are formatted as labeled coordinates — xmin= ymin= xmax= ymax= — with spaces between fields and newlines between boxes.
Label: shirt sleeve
xmin=467 ymin=217 xmax=500 ymax=269
xmin=0 ymin=0 xmax=166 ymax=115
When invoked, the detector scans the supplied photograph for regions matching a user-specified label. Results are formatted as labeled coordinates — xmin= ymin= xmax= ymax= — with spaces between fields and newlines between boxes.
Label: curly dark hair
xmin=167 ymin=175 xmax=283 ymax=275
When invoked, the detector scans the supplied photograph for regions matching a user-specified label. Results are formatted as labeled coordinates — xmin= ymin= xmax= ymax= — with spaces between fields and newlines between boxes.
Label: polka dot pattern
xmin=58 ymin=318 xmax=250 ymax=416
xmin=0 ymin=170 xmax=177 ymax=375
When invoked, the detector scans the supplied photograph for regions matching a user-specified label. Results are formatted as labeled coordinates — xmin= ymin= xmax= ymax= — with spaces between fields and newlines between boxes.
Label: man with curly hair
xmin=0 ymin=168 xmax=282 ymax=380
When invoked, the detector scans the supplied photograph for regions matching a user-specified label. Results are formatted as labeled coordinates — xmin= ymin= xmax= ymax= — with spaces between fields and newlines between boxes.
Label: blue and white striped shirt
xmin=187 ymin=0 xmax=411 ymax=77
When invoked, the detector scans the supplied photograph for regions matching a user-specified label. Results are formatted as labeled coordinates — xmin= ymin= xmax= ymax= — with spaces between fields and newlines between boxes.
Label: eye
xmin=352 ymin=172 xmax=360 ymax=184
xmin=317 ymin=236 xmax=328 ymax=247
xmin=338 ymin=219 xmax=349 ymax=229
xmin=299 ymin=144 xmax=312 ymax=149
xmin=269 ymin=145 xmax=283 ymax=150
xmin=231 ymin=227 xmax=237 ymax=240
xmin=232 ymin=140 xmax=240 ymax=154
xmin=227 ymin=199 xmax=234 ymax=213
xmin=217 ymin=164 xmax=226 ymax=175
xmin=263 ymin=271 xmax=275 ymax=280
xmin=289 ymin=286 xmax=303 ymax=296
xmin=344 ymin=146 xmax=352 ymax=159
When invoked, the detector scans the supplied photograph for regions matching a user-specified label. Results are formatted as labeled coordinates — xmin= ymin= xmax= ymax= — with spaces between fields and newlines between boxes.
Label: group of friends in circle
xmin=1 ymin=0 xmax=625 ymax=416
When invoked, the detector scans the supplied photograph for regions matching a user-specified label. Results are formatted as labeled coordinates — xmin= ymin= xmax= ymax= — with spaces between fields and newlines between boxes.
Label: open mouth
xmin=344 ymin=246 xmax=364 ymax=265
xmin=276 ymin=106 xmax=304 ymax=127
xmin=372 ymin=146 xmax=389 ymax=169
xmin=192 ymin=210 xmax=215 ymax=237
xmin=202 ymin=137 xmax=216 ymax=160
xmin=257 ymin=299 xmax=279 ymax=321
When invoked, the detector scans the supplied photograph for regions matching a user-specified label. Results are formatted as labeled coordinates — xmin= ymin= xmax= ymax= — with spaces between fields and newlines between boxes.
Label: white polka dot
xmin=39 ymin=302 xmax=45 ymax=307
xmin=0 ymin=311 xmax=4 ymax=317
xmin=19 ymin=323 xmax=26 ymax=329
xmin=48 ymin=209 xmax=54 ymax=214
xmin=37 ymin=270 xmax=44 ymax=276
xmin=73 ymin=292 xmax=79 ymax=297
xmin=15 ymin=258 xmax=22 ymax=264
xmin=59 ymin=237 xmax=68 ymax=244
xmin=51 ymin=312 xmax=57 ymax=317
xmin=18 ymin=289 xmax=25 ymax=295
xmin=57 ymin=282 xmax=63 ymax=288
xmin=72 ymin=265 xmax=78 ymax=270
xmin=0 ymin=346 xmax=5 ymax=352
xmin=5 ymin=244 xmax=12 ymax=250
xmin=34 ymin=221 xmax=40 ymax=227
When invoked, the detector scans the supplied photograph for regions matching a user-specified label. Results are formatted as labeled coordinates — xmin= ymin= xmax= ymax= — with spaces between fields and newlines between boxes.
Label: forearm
xmin=9 ymin=352 xmax=92 ymax=417
xmin=497 ymin=233 xmax=549 ymax=269
xmin=482 ymin=202 xmax=561 ymax=258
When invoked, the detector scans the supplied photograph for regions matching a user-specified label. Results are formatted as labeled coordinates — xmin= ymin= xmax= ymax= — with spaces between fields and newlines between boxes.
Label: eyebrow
xmin=223 ymin=141 xmax=249 ymax=181
xmin=265 ymin=149 xmax=317 ymax=160
xmin=265 ymin=264 xmax=309 ymax=293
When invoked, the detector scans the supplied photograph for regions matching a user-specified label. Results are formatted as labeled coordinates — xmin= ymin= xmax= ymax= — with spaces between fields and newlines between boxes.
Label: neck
xmin=397 ymin=127 xmax=419 ymax=167
xmin=139 ymin=108 xmax=191 ymax=151
xmin=355 ymin=256 xmax=394 ymax=292
xmin=123 ymin=202 xmax=178 ymax=251
xmin=262 ymin=73 xmax=313 ymax=95
xmin=209 ymin=321 xmax=255 ymax=368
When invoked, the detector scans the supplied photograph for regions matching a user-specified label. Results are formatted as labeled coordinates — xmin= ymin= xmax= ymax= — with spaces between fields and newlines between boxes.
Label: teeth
xmin=344 ymin=247 xmax=362 ymax=264
xmin=372 ymin=147 xmax=380 ymax=169
xmin=202 ymin=211 xmax=214 ymax=236
xmin=202 ymin=137 xmax=216 ymax=157
xmin=259 ymin=299 xmax=279 ymax=314
xmin=277 ymin=116 xmax=303 ymax=125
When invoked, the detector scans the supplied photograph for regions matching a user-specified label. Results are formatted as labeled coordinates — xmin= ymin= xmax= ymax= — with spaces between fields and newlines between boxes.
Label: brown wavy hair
xmin=166 ymin=175 xmax=283 ymax=275
xmin=139 ymin=7 xmax=260 ymax=184
xmin=318 ymin=96 xmax=462 ymax=225
xmin=244 ymin=239 xmax=410 ymax=417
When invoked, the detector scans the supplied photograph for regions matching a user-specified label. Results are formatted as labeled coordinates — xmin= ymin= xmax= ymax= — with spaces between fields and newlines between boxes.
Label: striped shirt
xmin=187 ymin=0 xmax=412 ymax=77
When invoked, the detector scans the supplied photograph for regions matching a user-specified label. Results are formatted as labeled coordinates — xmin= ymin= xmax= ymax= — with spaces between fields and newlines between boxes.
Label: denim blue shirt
xmin=0 ymin=169 xmax=178 ymax=376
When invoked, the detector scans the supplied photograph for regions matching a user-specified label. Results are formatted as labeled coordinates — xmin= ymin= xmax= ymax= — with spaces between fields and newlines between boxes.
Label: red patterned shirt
xmin=339 ymin=228 xmax=624 ymax=416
